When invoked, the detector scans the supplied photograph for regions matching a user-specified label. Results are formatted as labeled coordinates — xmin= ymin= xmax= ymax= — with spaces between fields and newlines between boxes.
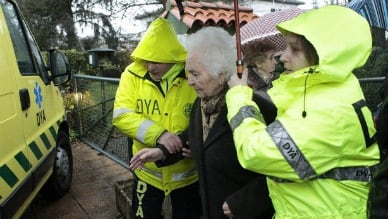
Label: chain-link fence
xmin=70 ymin=74 xmax=386 ymax=170
xmin=71 ymin=74 xmax=131 ymax=169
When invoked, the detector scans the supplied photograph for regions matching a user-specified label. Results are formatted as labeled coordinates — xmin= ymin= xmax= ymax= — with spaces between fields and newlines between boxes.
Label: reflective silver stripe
xmin=141 ymin=167 xmax=162 ymax=179
xmin=137 ymin=120 xmax=154 ymax=143
xmin=112 ymin=108 xmax=134 ymax=118
xmin=270 ymin=165 xmax=378 ymax=183
xmin=319 ymin=165 xmax=377 ymax=182
xmin=173 ymin=168 xmax=197 ymax=181
xmin=229 ymin=105 xmax=264 ymax=131
xmin=141 ymin=167 xmax=197 ymax=182
xmin=267 ymin=121 xmax=317 ymax=180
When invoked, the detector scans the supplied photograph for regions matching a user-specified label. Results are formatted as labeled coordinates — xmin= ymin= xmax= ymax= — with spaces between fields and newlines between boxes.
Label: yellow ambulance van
xmin=0 ymin=0 xmax=73 ymax=218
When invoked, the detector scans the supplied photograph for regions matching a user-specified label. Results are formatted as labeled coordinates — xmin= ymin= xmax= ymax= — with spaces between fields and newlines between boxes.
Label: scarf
xmin=200 ymin=84 xmax=228 ymax=141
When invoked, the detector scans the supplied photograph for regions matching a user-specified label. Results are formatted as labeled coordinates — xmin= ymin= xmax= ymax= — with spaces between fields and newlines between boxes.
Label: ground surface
xmin=21 ymin=141 xmax=132 ymax=219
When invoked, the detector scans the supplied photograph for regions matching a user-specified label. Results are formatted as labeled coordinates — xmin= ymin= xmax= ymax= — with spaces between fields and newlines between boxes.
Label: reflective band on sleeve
xmin=137 ymin=120 xmax=154 ymax=143
xmin=173 ymin=168 xmax=197 ymax=181
xmin=113 ymin=108 xmax=134 ymax=118
xmin=266 ymin=121 xmax=317 ymax=180
xmin=141 ymin=167 xmax=162 ymax=179
xmin=269 ymin=164 xmax=378 ymax=183
xmin=229 ymin=105 xmax=264 ymax=131
xmin=141 ymin=167 xmax=197 ymax=182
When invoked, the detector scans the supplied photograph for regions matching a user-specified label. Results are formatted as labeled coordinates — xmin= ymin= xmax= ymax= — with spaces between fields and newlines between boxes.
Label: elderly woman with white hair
xmin=130 ymin=27 xmax=276 ymax=219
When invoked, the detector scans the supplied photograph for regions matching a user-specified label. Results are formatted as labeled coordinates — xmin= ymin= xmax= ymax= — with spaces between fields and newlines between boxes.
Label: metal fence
xmin=70 ymin=74 xmax=386 ymax=170
xmin=71 ymin=74 xmax=130 ymax=169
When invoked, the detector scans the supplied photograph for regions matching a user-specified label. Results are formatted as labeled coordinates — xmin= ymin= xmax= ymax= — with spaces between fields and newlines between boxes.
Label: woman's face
xmin=256 ymin=50 xmax=276 ymax=75
xmin=186 ymin=54 xmax=224 ymax=99
xmin=279 ymin=33 xmax=310 ymax=74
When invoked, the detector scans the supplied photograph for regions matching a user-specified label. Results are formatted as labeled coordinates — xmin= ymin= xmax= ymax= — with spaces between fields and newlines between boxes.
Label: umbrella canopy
xmin=239 ymin=8 xmax=304 ymax=53
xmin=347 ymin=0 xmax=388 ymax=30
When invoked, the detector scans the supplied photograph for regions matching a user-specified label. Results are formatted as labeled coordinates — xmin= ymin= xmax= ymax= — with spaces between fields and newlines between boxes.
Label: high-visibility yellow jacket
xmin=112 ymin=18 xmax=197 ymax=195
xmin=226 ymin=6 xmax=380 ymax=218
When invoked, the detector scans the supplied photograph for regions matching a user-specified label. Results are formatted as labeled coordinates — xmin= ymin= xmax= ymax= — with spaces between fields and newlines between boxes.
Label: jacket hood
xmin=276 ymin=5 xmax=372 ymax=83
xmin=130 ymin=17 xmax=187 ymax=63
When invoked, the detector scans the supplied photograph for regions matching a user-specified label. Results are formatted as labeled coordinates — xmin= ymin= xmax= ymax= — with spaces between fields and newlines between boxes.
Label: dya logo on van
xmin=34 ymin=82 xmax=43 ymax=109
xmin=34 ymin=82 xmax=46 ymax=126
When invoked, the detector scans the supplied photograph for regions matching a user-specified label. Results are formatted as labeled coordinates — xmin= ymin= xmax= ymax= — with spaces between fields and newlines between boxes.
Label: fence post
xmin=73 ymin=76 xmax=83 ymax=137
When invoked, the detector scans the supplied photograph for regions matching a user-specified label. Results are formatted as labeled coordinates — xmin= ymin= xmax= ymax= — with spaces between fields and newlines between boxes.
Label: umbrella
xmin=347 ymin=0 xmax=388 ymax=30
xmin=233 ymin=0 xmax=244 ymax=78
xmin=239 ymin=7 xmax=304 ymax=53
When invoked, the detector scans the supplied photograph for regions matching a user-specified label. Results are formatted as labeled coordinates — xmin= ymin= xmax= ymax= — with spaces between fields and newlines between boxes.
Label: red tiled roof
xmin=162 ymin=0 xmax=258 ymax=29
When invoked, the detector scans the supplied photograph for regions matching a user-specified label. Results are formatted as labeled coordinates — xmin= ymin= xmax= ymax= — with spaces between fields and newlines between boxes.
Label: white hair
xmin=185 ymin=27 xmax=237 ymax=79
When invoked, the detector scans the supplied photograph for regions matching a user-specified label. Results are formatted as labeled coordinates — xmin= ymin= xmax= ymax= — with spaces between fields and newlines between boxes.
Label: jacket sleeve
xmin=226 ymin=85 xmax=298 ymax=180
xmin=376 ymin=98 xmax=388 ymax=159
xmin=112 ymin=70 xmax=165 ymax=145
xmin=368 ymin=156 xmax=388 ymax=219
xmin=226 ymin=175 xmax=274 ymax=219
xmin=154 ymin=131 xmax=188 ymax=167
xmin=154 ymin=144 xmax=185 ymax=167
xmin=368 ymin=90 xmax=388 ymax=218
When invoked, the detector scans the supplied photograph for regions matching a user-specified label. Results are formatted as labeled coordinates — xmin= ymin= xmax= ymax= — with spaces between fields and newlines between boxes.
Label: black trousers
xmin=132 ymin=176 xmax=201 ymax=219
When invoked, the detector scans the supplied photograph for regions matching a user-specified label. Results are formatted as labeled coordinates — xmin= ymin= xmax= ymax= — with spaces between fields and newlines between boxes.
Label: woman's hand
xmin=222 ymin=201 xmax=233 ymax=219
xmin=129 ymin=148 xmax=165 ymax=171
xmin=228 ymin=68 xmax=248 ymax=88
xmin=181 ymin=147 xmax=192 ymax=158
xmin=157 ymin=132 xmax=183 ymax=153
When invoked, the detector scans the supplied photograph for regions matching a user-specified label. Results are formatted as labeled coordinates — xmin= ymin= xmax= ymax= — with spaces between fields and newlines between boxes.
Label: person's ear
xmin=219 ymin=72 xmax=226 ymax=85
xmin=255 ymin=60 xmax=262 ymax=69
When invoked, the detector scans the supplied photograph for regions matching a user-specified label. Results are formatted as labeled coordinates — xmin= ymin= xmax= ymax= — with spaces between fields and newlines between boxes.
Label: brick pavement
xmin=22 ymin=141 xmax=133 ymax=219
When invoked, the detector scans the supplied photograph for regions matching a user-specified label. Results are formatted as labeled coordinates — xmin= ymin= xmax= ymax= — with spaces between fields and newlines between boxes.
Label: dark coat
xmin=368 ymin=156 xmax=388 ymax=219
xmin=368 ymin=76 xmax=388 ymax=219
xmin=157 ymin=93 xmax=276 ymax=219
xmin=186 ymin=98 xmax=274 ymax=219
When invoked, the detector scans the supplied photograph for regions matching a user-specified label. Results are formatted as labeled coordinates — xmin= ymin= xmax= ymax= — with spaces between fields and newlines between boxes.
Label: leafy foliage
xmin=16 ymin=0 xmax=79 ymax=50
xmin=62 ymin=49 xmax=88 ymax=73
xmin=16 ymin=0 xmax=166 ymax=50
xmin=354 ymin=47 xmax=388 ymax=112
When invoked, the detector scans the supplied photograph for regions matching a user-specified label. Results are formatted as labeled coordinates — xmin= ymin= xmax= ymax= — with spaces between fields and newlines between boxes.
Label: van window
xmin=1 ymin=0 xmax=49 ymax=83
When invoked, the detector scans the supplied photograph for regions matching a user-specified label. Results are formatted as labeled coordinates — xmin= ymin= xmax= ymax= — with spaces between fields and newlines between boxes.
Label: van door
xmin=0 ymin=8 xmax=28 ymax=210
xmin=0 ymin=0 xmax=64 ymax=217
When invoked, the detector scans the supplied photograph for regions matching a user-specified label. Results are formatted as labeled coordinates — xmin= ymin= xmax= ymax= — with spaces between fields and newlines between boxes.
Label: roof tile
xmin=164 ymin=0 xmax=258 ymax=29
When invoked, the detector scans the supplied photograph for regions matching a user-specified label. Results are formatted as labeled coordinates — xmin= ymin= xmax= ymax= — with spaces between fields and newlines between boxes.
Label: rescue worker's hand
xmin=228 ymin=68 xmax=248 ymax=88
xmin=157 ymin=132 xmax=183 ymax=153
xmin=222 ymin=201 xmax=233 ymax=219
xmin=129 ymin=148 xmax=165 ymax=171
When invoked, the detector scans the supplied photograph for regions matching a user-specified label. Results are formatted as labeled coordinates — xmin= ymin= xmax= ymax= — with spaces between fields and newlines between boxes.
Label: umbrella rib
xmin=241 ymin=31 xmax=281 ymax=45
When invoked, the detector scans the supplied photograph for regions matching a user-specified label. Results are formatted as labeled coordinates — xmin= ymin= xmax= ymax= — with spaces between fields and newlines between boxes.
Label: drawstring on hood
xmin=302 ymin=67 xmax=319 ymax=118
xmin=274 ymin=5 xmax=372 ymax=119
